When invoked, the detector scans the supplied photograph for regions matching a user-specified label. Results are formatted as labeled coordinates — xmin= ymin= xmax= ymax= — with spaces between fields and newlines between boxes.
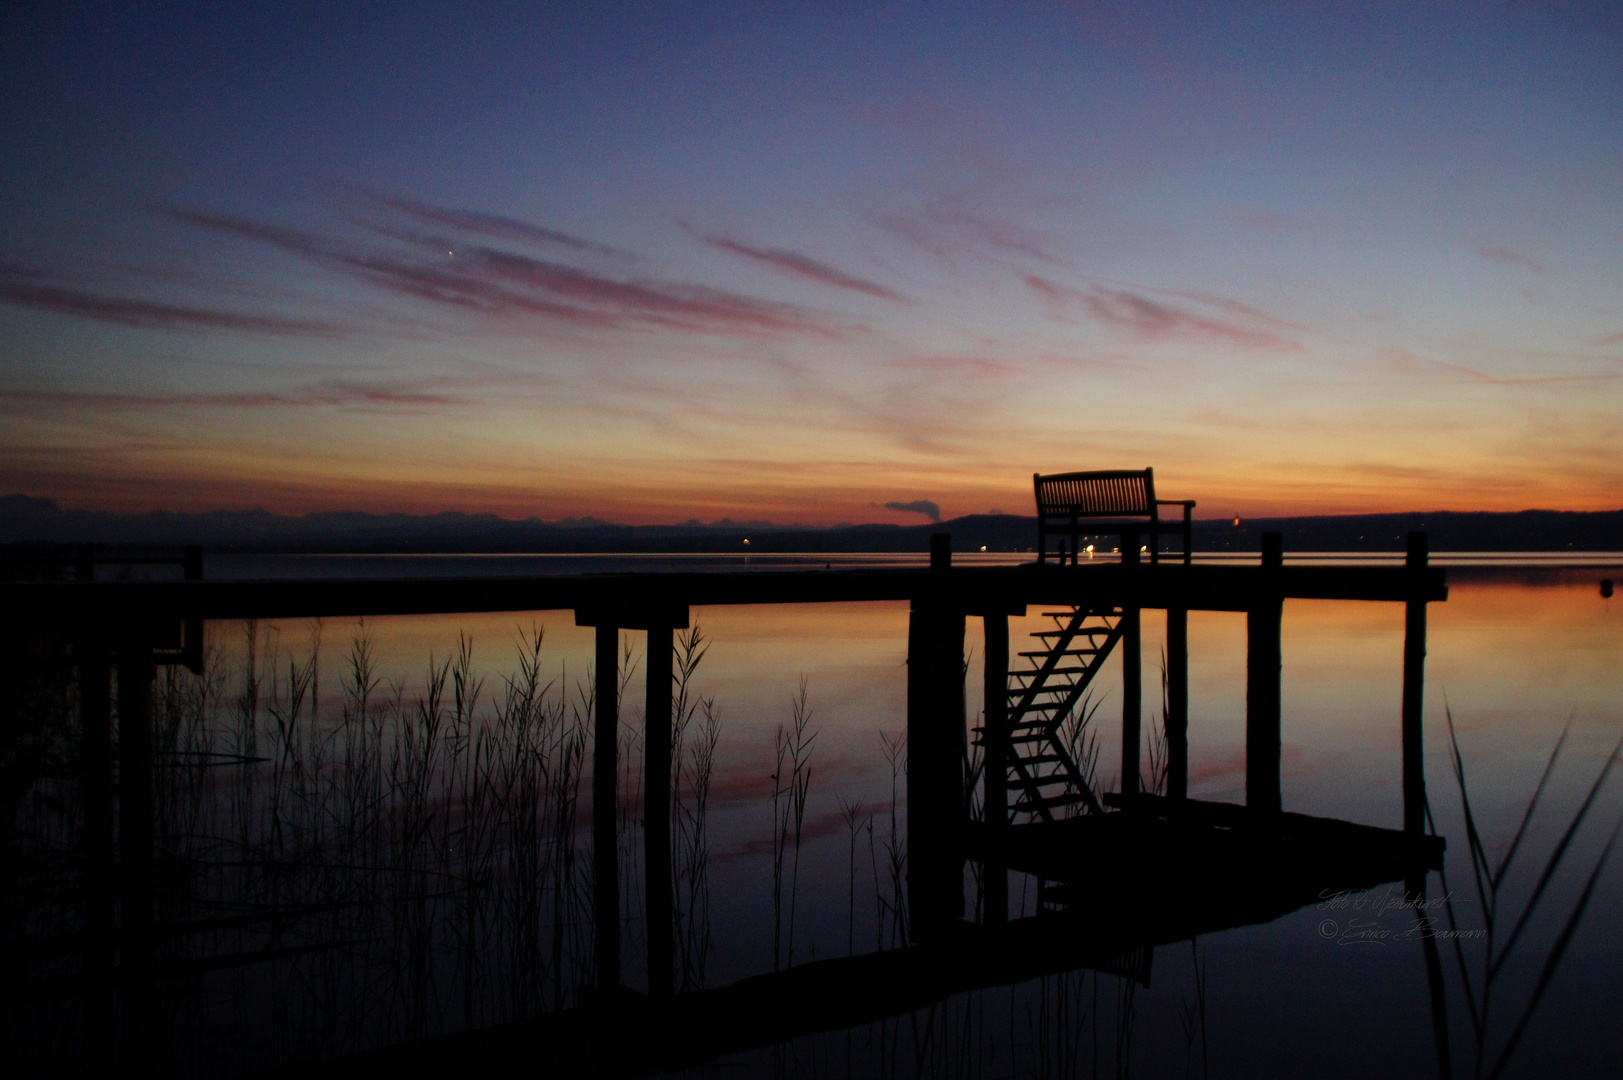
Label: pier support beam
xmin=1120 ymin=534 xmax=1142 ymax=800
xmin=1166 ymin=607 xmax=1189 ymax=801
xmin=576 ymin=604 xmax=688 ymax=997
xmin=981 ymin=612 xmax=1009 ymax=925
xmin=644 ymin=622 xmax=675 ymax=998
xmin=1247 ymin=533 xmax=1284 ymax=814
xmin=592 ymin=621 xmax=620 ymax=992
xmin=1401 ymin=534 xmax=1450 ymax=1078
xmin=78 ymin=637 xmax=115 ymax=1076
xmin=1402 ymin=532 xmax=1429 ymax=836
xmin=907 ymin=594 xmax=966 ymax=942
xmin=117 ymin=630 xmax=157 ymax=1076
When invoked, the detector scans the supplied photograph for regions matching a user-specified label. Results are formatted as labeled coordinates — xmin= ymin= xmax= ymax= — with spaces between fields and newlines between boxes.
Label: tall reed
xmin=771 ymin=676 xmax=817 ymax=970
xmin=670 ymin=625 xmax=719 ymax=992
xmin=4 ymin=618 xmax=628 ymax=1072
xmin=1430 ymin=708 xmax=1623 ymax=1080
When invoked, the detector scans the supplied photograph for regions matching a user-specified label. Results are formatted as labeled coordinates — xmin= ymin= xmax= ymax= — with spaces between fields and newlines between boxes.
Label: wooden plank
xmin=0 ymin=564 xmax=1448 ymax=626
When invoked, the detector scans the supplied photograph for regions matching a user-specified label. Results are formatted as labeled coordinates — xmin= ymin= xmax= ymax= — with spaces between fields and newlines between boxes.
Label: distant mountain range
xmin=3 ymin=494 xmax=1621 ymax=554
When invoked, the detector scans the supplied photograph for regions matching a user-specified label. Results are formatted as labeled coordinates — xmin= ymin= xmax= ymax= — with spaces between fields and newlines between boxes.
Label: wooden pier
xmin=2 ymin=531 xmax=1448 ymax=1074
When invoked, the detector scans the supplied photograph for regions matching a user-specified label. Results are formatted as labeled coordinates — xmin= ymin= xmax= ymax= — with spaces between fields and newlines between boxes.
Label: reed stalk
xmin=1431 ymin=707 xmax=1623 ymax=1080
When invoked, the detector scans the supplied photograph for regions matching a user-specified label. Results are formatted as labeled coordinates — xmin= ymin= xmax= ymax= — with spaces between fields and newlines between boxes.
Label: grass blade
xmin=1486 ymin=809 xmax=1623 ymax=1080
xmin=1488 ymin=730 xmax=1623 ymax=981
xmin=1491 ymin=713 xmax=1573 ymax=891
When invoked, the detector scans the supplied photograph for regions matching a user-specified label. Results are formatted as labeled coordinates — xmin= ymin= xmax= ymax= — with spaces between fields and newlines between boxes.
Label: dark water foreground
xmin=3 ymin=555 xmax=1620 ymax=1078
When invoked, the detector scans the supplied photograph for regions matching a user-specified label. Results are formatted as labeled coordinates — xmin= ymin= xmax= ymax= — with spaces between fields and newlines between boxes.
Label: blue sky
xmin=2 ymin=2 xmax=1620 ymax=522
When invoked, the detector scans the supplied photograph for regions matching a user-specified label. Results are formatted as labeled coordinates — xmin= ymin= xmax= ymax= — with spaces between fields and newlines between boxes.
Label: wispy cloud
xmin=0 ymin=264 xmax=343 ymax=336
xmin=167 ymin=207 xmax=839 ymax=338
xmin=689 ymin=228 xmax=906 ymax=301
xmin=1474 ymin=244 xmax=1545 ymax=276
xmin=1024 ymin=275 xmax=1296 ymax=348
xmin=879 ymin=201 xmax=1055 ymax=266
xmin=1431 ymin=359 xmax=1619 ymax=386
xmin=368 ymin=192 xmax=626 ymax=257
xmin=881 ymin=354 xmax=1022 ymax=378
xmin=0 ymin=377 xmax=495 ymax=414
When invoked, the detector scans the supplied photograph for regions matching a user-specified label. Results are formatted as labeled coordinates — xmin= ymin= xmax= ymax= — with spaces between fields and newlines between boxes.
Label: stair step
xmin=1015 ymin=776 xmax=1078 ymax=788
xmin=1008 ymin=714 xmax=1071 ymax=728
xmin=1008 ymin=702 xmax=1069 ymax=715
xmin=1008 ymin=669 xmax=1094 ymax=683
xmin=1010 ymin=683 xmax=1088 ymax=696
xmin=1033 ymin=628 xmax=1116 ymax=639
xmin=1012 ymin=791 xmax=1093 ymax=813
xmin=1018 ymin=649 xmax=1100 ymax=658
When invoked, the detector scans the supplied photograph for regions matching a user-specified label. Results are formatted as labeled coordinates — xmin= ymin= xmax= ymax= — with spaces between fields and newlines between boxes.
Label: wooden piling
xmin=1247 ymin=533 xmax=1284 ymax=813
xmin=1166 ymin=607 xmax=1189 ymax=801
xmin=644 ymin=623 xmax=675 ymax=997
xmin=906 ymin=598 xmax=966 ymax=941
xmin=981 ymin=613 xmax=1009 ymax=925
xmin=1402 ymin=532 xmax=1429 ymax=835
xmin=593 ymin=621 xmax=620 ymax=992
xmin=1119 ymin=533 xmax=1142 ymax=800
xmin=116 ymin=631 xmax=157 ymax=1076
xmin=575 ymin=603 xmax=687 ymax=996
xmin=182 ymin=545 xmax=204 ymax=674
xmin=78 ymin=637 xmax=115 ymax=1074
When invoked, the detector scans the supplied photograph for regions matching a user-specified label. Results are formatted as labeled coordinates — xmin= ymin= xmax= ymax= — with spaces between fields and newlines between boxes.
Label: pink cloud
xmin=692 ymin=230 xmax=906 ymax=302
xmin=368 ymin=192 xmax=624 ymax=256
xmin=1474 ymin=244 xmax=1546 ymax=276
xmin=168 ymin=207 xmax=840 ymax=339
xmin=0 ymin=374 xmax=537 ymax=415
xmin=1431 ymin=359 xmax=1619 ymax=386
xmin=0 ymin=265 xmax=343 ymax=336
xmin=879 ymin=202 xmax=1055 ymax=265
xmin=881 ymin=354 xmax=1022 ymax=378
xmin=1024 ymin=275 xmax=1296 ymax=349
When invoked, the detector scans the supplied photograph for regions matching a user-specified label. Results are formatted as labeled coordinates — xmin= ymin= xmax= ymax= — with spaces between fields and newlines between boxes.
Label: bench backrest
xmin=1034 ymin=469 xmax=1157 ymax=519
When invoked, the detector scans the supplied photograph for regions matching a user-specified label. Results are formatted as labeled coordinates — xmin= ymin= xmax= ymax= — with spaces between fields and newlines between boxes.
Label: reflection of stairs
xmin=985 ymin=607 xmax=1123 ymax=823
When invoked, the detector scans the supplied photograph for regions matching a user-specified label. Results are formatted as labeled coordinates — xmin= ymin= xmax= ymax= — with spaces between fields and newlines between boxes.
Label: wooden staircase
xmin=980 ymin=606 xmax=1124 ymax=824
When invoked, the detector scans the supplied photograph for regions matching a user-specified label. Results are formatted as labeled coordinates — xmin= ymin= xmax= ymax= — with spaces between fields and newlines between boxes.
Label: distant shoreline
xmin=3 ymin=495 xmax=1621 ymax=555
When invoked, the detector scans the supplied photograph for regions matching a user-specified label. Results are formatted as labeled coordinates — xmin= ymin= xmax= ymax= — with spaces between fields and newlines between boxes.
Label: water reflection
xmin=3 ymin=570 xmax=1619 ymax=1077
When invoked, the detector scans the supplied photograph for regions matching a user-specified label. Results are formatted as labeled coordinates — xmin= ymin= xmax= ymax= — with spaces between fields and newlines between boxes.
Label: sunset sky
xmin=3 ymin=3 xmax=1620 ymax=525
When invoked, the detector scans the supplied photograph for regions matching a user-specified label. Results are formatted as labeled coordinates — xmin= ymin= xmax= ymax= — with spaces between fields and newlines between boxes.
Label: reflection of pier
xmin=274 ymin=796 xmax=1443 ymax=1077
xmin=2 ymin=531 xmax=1448 ymax=1073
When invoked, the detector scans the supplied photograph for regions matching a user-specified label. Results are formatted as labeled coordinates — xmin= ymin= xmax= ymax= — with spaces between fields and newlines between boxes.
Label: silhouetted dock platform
xmin=969 ymin=793 xmax=1444 ymax=934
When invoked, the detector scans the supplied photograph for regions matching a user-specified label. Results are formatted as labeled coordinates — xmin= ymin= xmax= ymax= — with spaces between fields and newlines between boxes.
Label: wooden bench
xmin=1034 ymin=468 xmax=1195 ymax=565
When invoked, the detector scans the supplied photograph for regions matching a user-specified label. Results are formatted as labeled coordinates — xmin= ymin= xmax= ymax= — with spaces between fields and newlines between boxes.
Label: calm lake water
xmin=10 ymin=554 xmax=1622 ymax=1078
